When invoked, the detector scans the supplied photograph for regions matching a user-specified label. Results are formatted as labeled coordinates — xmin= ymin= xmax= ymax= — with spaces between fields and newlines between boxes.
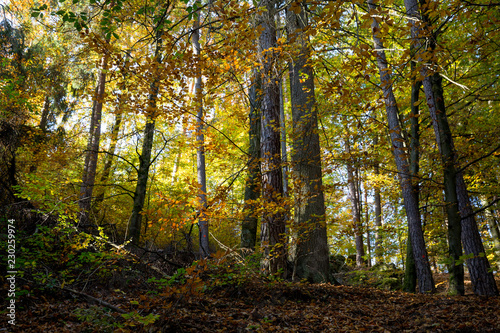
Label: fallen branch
xmin=62 ymin=287 xmax=127 ymax=314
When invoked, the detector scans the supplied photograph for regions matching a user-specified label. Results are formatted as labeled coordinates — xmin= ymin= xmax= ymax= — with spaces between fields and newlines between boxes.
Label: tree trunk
xmin=258 ymin=0 xmax=286 ymax=276
xmin=127 ymin=33 xmax=161 ymax=246
xmin=404 ymin=49 xmax=422 ymax=293
xmin=287 ymin=1 xmax=330 ymax=282
xmin=94 ymin=109 xmax=123 ymax=208
xmin=192 ymin=15 xmax=210 ymax=258
xmin=39 ymin=96 xmax=50 ymax=132
xmin=128 ymin=116 xmax=155 ymax=245
xmin=404 ymin=0 xmax=497 ymax=296
xmin=368 ymin=0 xmax=434 ymax=293
xmin=364 ymin=189 xmax=371 ymax=267
xmin=79 ymin=53 xmax=109 ymax=227
xmin=373 ymin=160 xmax=383 ymax=264
xmin=457 ymin=174 xmax=498 ymax=295
xmin=345 ymin=138 xmax=365 ymax=267
xmin=486 ymin=197 xmax=500 ymax=271
xmin=241 ymin=70 xmax=262 ymax=251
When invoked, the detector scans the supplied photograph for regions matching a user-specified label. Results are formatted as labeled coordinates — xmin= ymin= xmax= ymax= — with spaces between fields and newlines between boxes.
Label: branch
xmin=456 ymin=143 xmax=500 ymax=174
xmin=461 ymin=197 xmax=500 ymax=221
xmin=62 ymin=287 xmax=127 ymax=313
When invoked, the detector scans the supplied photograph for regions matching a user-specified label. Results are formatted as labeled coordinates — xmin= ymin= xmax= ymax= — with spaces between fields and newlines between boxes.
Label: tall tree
xmin=241 ymin=70 xmax=262 ymax=251
xmin=127 ymin=28 xmax=162 ymax=245
xmin=192 ymin=11 xmax=210 ymax=257
xmin=286 ymin=1 xmax=330 ymax=282
xmin=78 ymin=40 xmax=109 ymax=227
xmin=257 ymin=0 xmax=286 ymax=275
xmin=403 ymin=57 xmax=421 ymax=293
xmin=403 ymin=0 xmax=498 ymax=296
xmin=368 ymin=0 xmax=435 ymax=293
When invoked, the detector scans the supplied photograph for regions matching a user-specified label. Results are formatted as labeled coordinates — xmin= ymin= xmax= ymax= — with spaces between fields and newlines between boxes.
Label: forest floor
xmin=2 ymin=268 xmax=500 ymax=333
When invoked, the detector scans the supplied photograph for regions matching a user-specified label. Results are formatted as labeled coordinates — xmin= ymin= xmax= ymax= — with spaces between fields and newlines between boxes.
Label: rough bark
xmin=368 ymin=0 xmax=434 ymax=293
xmin=241 ymin=70 xmax=262 ymax=251
xmin=258 ymin=0 xmax=286 ymax=275
xmin=287 ymin=1 xmax=330 ymax=282
xmin=79 ymin=53 xmax=108 ymax=227
xmin=404 ymin=0 xmax=497 ymax=296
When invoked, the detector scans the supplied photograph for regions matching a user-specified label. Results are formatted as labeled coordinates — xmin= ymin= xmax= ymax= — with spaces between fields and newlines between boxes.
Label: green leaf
xmin=31 ymin=11 xmax=40 ymax=18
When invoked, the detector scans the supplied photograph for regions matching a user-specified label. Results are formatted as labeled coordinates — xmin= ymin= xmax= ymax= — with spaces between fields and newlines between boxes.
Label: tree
xmin=344 ymin=137 xmax=365 ymax=267
xmin=257 ymin=0 xmax=286 ymax=275
xmin=404 ymin=0 xmax=498 ymax=296
xmin=78 ymin=35 xmax=110 ymax=228
xmin=127 ymin=25 xmax=163 ymax=245
xmin=368 ymin=0 xmax=435 ymax=293
xmin=241 ymin=70 xmax=262 ymax=251
xmin=286 ymin=1 xmax=330 ymax=282
xmin=192 ymin=10 xmax=211 ymax=257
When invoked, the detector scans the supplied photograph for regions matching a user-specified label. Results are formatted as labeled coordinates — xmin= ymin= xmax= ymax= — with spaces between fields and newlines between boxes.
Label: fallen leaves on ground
xmin=2 ymin=277 xmax=500 ymax=332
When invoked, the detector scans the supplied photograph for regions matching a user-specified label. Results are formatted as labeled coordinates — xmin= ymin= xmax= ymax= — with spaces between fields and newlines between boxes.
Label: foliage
xmin=344 ymin=263 xmax=405 ymax=291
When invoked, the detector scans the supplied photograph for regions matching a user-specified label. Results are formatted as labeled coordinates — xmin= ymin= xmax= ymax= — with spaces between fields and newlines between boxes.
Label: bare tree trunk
xmin=258 ymin=0 xmax=286 ymax=275
xmin=368 ymin=0 xmax=434 ymax=293
xmin=286 ymin=1 xmax=330 ymax=282
xmin=192 ymin=15 xmax=210 ymax=258
xmin=345 ymin=138 xmax=365 ymax=267
xmin=241 ymin=70 xmax=262 ymax=251
xmin=79 ymin=52 xmax=109 ymax=227
xmin=404 ymin=0 xmax=497 ymax=296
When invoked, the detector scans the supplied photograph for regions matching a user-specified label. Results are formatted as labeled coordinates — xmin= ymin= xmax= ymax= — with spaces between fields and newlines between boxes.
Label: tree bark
xmin=287 ymin=1 xmax=330 ymax=282
xmin=373 ymin=156 xmax=383 ymax=264
xmin=345 ymin=138 xmax=365 ymax=267
xmin=404 ymin=0 xmax=497 ymax=296
xmin=368 ymin=0 xmax=435 ymax=293
xmin=404 ymin=48 xmax=422 ymax=293
xmin=79 ymin=52 xmax=109 ymax=227
xmin=192 ymin=15 xmax=210 ymax=258
xmin=486 ymin=197 xmax=500 ymax=271
xmin=258 ymin=0 xmax=286 ymax=276
xmin=127 ymin=32 xmax=161 ymax=245
xmin=241 ymin=70 xmax=262 ymax=251
xmin=364 ymin=189 xmax=371 ymax=267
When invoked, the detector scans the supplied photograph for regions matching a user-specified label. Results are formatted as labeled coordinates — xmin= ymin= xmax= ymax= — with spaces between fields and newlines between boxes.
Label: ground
xmin=1 ymin=271 xmax=499 ymax=332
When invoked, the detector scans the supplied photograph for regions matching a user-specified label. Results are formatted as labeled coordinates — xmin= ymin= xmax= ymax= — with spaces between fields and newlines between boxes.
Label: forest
xmin=1 ymin=0 xmax=500 ymax=331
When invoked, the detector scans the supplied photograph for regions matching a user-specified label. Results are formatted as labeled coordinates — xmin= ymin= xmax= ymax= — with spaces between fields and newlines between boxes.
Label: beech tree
xmin=368 ymin=0 xmax=435 ymax=293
